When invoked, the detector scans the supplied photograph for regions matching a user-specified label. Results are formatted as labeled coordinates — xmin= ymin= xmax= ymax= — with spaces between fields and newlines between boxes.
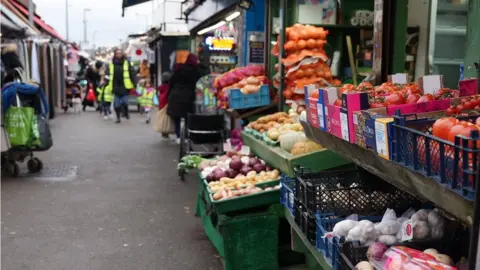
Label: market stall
xmin=181 ymin=0 xmax=480 ymax=268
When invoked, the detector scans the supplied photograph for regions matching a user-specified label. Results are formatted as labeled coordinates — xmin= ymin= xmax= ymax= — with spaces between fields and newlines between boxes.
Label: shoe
xmin=176 ymin=138 xmax=180 ymax=144
xmin=104 ymin=116 xmax=109 ymax=120
xmin=146 ymin=119 xmax=150 ymax=124
xmin=115 ymin=118 xmax=121 ymax=124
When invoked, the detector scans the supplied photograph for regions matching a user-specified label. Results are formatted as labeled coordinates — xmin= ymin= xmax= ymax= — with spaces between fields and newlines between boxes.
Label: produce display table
xmin=242 ymin=132 xmax=350 ymax=177
xmin=284 ymin=207 xmax=331 ymax=270
xmin=300 ymin=121 xmax=474 ymax=225
xmin=195 ymin=176 xmax=282 ymax=270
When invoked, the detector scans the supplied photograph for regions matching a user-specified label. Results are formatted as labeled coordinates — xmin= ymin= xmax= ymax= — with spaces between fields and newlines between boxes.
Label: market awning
xmin=122 ymin=0 xmax=151 ymax=16
xmin=0 ymin=2 xmax=39 ymax=36
xmin=7 ymin=0 xmax=65 ymax=41
xmin=0 ymin=12 xmax=26 ymax=37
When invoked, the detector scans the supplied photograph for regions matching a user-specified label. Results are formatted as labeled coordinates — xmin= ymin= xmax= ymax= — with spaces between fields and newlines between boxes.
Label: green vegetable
xmin=177 ymin=155 xmax=204 ymax=172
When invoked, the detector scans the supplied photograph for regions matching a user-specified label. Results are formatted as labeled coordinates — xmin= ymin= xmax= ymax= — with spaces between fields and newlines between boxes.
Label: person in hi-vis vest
xmin=105 ymin=49 xmax=136 ymax=123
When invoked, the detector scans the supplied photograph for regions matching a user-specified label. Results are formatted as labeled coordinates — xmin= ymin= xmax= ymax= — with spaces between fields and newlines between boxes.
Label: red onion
xmin=367 ymin=242 xmax=388 ymax=261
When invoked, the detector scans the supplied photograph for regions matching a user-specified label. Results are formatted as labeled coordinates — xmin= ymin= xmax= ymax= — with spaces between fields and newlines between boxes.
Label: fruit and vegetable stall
xmin=178 ymin=3 xmax=480 ymax=267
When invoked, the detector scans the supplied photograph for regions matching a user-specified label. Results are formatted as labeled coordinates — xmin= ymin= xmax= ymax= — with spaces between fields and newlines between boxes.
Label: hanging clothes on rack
xmin=30 ymin=41 xmax=40 ymax=83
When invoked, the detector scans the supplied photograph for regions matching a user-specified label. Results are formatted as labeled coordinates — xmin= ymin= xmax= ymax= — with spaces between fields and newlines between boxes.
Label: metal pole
xmin=28 ymin=0 xmax=34 ymax=25
xmin=264 ymin=0 xmax=271 ymax=78
xmin=65 ymin=0 xmax=69 ymax=40
xmin=83 ymin=9 xmax=91 ymax=45
xmin=278 ymin=0 xmax=286 ymax=112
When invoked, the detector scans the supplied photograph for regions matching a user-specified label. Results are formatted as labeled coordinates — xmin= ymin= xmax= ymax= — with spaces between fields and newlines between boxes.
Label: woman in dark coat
xmin=167 ymin=54 xmax=202 ymax=142
xmin=1 ymin=43 xmax=23 ymax=84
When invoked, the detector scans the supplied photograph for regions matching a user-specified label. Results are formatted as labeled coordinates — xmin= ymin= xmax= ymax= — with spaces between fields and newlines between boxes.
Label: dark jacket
xmin=105 ymin=58 xmax=136 ymax=96
xmin=167 ymin=64 xmax=201 ymax=118
xmin=1 ymin=51 xmax=23 ymax=83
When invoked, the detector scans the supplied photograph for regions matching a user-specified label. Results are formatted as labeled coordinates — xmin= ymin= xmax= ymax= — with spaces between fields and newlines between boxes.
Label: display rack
xmin=300 ymin=121 xmax=474 ymax=226
xmin=242 ymin=132 xmax=351 ymax=177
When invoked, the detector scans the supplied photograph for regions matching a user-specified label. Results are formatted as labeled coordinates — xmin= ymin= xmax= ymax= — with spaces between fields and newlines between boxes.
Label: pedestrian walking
xmin=97 ymin=76 xmax=113 ymax=120
xmin=167 ymin=54 xmax=202 ymax=143
xmin=105 ymin=49 xmax=136 ymax=124
xmin=137 ymin=80 xmax=158 ymax=124
xmin=158 ymin=72 xmax=171 ymax=138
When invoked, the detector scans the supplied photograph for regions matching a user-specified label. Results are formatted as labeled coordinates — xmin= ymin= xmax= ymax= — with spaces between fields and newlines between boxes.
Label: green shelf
xmin=284 ymin=207 xmax=332 ymax=270
xmin=242 ymin=132 xmax=351 ymax=177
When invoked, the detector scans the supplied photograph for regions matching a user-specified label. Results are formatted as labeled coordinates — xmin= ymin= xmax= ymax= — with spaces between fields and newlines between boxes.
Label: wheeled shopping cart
xmin=178 ymin=113 xmax=226 ymax=181
xmin=1 ymin=81 xmax=52 ymax=177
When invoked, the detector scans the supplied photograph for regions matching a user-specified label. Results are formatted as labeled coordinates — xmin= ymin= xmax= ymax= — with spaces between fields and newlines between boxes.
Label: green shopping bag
xmin=5 ymin=106 xmax=36 ymax=147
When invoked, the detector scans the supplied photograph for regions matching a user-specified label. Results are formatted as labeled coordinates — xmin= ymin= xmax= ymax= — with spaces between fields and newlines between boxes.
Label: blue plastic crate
xmin=315 ymin=213 xmax=381 ymax=270
xmin=280 ymin=174 xmax=296 ymax=216
xmin=227 ymin=85 xmax=271 ymax=109
xmin=390 ymin=112 xmax=480 ymax=201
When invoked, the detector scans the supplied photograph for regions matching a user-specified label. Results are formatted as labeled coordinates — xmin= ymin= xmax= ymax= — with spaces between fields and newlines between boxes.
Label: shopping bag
xmin=154 ymin=106 xmax=174 ymax=134
xmin=31 ymin=115 xmax=53 ymax=151
xmin=86 ymin=89 xmax=96 ymax=102
xmin=4 ymin=106 xmax=36 ymax=147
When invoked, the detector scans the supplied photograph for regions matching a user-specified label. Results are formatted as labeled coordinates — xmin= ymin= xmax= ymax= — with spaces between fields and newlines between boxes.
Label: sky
xmin=34 ymin=0 xmax=156 ymax=46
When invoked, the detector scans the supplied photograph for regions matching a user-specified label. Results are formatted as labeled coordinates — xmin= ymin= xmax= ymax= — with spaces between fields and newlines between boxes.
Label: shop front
xmin=186 ymin=0 xmax=266 ymax=73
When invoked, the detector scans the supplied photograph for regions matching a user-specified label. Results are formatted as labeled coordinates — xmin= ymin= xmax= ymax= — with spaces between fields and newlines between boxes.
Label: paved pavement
xmin=1 ymin=111 xmax=223 ymax=270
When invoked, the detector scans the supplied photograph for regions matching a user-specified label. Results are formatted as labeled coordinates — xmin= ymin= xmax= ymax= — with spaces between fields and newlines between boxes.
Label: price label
xmin=340 ymin=112 xmax=349 ymax=141
xmin=240 ymin=145 xmax=251 ymax=155
xmin=422 ymin=75 xmax=443 ymax=95
xmin=223 ymin=141 xmax=232 ymax=152
xmin=391 ymin=73 xmax=408 ymax=84
xmin=401 ymin=219 xmax=414 ymax=241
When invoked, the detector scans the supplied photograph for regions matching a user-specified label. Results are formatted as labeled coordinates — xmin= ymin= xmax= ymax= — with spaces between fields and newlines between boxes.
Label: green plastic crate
xmin=209 ymin=188 xmax=281 ymax=214
xmin=205 ymin=179 xmax=280 ymax=193
xmin=220 ymin=212 xmax=279 ymax=270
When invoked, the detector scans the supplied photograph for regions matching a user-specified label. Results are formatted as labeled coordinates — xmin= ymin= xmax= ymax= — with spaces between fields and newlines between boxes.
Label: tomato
xmin=446 ymin=108 xmax=455 ymax=115
xmin=463 ymin=101 xmax=474 ymax=110
xmin=311 ymin=90 xmax=319 ymax=99
xmin=356 ymin=82 xmax=374 ymax=92
xmin=432 ymin=117 xmax=458 ymax=140
xmin=340 ymin=84 xmax=355 ymax=93
xmin=456 ymin=105 xmax=465 ymax=112
xmin=417 ymin=94 xmax=434 ymax=103
xmin=385 ymin=92 xmax=405 ymax=105
xmin=404 ymin=84 xmax=423 ymax=95
xmin=448 ymin=122 xmax=480 ymax=147
xmin=333 ymin=99 xmax=343 ymax=107
xmin=370 ymin=102 xmax=386 ymax=108
xmin=406 ymin=93 xmax=421 ymax=104
xmin=283 ymin=90 xmax=293 ymax=99
xmin=434 ymin=88 xmax=457 ymax=99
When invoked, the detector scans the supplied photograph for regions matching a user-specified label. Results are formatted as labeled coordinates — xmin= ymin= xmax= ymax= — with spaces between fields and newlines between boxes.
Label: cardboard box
xmin=353 ymin=108 xmax=390 ymax=150
xmin=341 ymin=92 xmax=370 ymax=143
xmin=318 ymin=87 xmax=338 ymax=131
xmin=325 ymin=91 xmax=369 ymax=142
xmin=307 ymin=97 xmax=319 ymax=128
xmin=375 ymin=118 xmax=394 ymax=160
xmin=459 ymin=78 xmax=478 ymax=97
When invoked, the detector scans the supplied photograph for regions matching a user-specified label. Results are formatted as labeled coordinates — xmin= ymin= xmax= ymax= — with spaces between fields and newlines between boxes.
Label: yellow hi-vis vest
xmin=97 ymin=85 xmax=113 ymax=102
xmin=138 ymin=89 xmax=154 ymax=107
xmin=107 ymin=60 xmax=134 ymax=91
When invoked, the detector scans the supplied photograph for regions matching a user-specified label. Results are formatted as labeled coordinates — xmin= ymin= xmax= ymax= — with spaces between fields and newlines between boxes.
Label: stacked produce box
xmin=213 ymin=65 xmax=270 ymax=109
xmin=271 ymin=24 xmax=340 ymax=106
xmin=303 ymin=76 xmax=480 ymax=201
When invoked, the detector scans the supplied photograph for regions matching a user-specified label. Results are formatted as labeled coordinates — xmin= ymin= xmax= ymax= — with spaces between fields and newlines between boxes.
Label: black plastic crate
xmin=337 ymin=241 xmax=368 ymax=270
xmin=293 ymin=200 xmax=316 ymax=246
xmin=336 ymin=224 xmax=470 ymax=270
xmin=294 ymin=166 xmax=422 ymax=216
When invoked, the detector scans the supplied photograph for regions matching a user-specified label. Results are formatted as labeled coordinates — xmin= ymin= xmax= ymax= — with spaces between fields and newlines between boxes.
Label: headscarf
xmin=185 ymin=54 xmax=198 ymax=67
